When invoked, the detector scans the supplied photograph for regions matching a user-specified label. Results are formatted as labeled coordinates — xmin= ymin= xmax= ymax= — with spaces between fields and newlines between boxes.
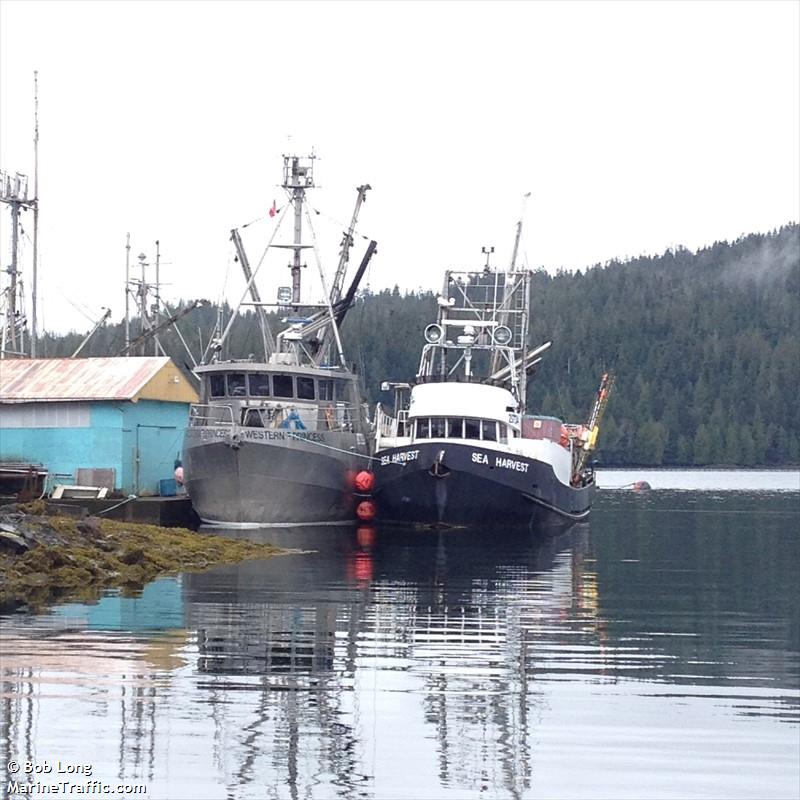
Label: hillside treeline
xmin=38 ymin=224 xmax=799 ymax=467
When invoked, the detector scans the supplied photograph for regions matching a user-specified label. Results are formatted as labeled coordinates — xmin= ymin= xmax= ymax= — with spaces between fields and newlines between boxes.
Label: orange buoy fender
xmin=354 ymin=470 xmax=375 ymax=494
xmin=355 ymin=500 xmax=377 ymax=521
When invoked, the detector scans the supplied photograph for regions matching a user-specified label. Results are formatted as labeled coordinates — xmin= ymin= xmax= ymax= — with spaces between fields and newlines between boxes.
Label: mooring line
xmin=286 ymin=432 xmax=381 ymax=462
xmin=96 ymin=494 xmax=138 ymax=515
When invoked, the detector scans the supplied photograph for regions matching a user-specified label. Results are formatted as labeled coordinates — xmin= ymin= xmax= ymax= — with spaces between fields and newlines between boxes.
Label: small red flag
xmin=269 ymin=200 xmax=277 ymax=218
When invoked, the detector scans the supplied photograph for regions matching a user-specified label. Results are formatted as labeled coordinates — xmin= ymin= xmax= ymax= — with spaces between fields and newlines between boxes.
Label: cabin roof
xmin=0 ymin=357 xmax=199 ymax=404
xmin=194 ymin=361 xmax=354 ymax=378
xmin=409 ymin=381 xmax=516 ymax=420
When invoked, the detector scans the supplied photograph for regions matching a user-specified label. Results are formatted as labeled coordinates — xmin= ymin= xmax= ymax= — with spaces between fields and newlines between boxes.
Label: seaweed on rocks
xmin=0 ymin=502 xmax=284 ymax=611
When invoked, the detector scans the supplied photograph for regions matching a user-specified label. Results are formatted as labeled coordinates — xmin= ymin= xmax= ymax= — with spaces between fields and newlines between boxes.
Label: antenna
xmin=138 ymin=251 xmax=149 ymax=356
xmin=509 ymin=192 xmax=530 ymax=272
xmin=31 ymin=71 xmax=40 ymax=357
xmin=482 ymin=246 xmax=495 ymax=272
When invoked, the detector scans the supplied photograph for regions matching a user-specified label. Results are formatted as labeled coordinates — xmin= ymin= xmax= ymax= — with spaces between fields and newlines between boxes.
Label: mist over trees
xmin=38 ymin=223 xmax=799 ymax=467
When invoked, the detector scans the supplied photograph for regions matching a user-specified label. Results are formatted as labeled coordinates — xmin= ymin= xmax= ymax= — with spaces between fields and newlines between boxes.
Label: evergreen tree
xmin=35 ymin=223 xmax=800 ymax=467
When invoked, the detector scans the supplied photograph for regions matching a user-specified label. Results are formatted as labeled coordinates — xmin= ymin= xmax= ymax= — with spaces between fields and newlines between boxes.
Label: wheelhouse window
xmin=209 ymin=374 xmax=226 ymax=399
xmin=273 ymin=374 xmax=294 ymax=398
xmin=243 ymin=408 xmax=265 ymax=427
xmin=464 ymin=419 xmax=481 ymax=440
xmin=248 ymin=373 xmax=271 ymax=397
xmin=227 ymin=373 xmax=247 ymax=397
xmin=413 ymin=416 xmax=505 ymax=442
xmin=318 ymin=379 xmax=334 ymax=401
xmin=447 ymin=418 xmax=463 ymax=438
xmin=481 ymin=420 xmax=497 ymax=441
xmin=296 ymin=376 xmax=315 ymax=400
xmin=334 ymin=380 xmax=352 ymax=403
xmin=431 ymin=417 xmax=447 ymax=438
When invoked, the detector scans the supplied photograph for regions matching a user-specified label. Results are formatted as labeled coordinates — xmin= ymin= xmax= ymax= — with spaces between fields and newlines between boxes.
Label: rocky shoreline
xmin=0 ymin=501 xmax=284 ymax=611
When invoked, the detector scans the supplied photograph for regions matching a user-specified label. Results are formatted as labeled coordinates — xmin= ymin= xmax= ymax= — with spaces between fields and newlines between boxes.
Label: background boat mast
xmin=0 ymin=172 xmax=34 ymax=359
xmin=31 ymin=71 xmax=39 ymax=357
xmin=0 ymin=73 xmax=39 ymax=359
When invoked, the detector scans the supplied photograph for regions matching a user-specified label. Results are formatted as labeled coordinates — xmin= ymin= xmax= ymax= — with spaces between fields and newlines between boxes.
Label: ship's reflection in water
xmin=1 ymin=492 xmax=798 ymax=799
xmin=183 ymin=524 xmax=599 ymax=798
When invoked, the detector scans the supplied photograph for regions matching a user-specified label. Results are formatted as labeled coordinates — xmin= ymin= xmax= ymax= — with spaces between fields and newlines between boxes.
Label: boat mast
xmin=213 ymin=155 xmax=375 ymax=368
xmin=124 ymin=246 xmax=164 ymax=357
xmin=124 ymin=233 xmax=131 ymax=352
xmin=285 ymin=154 xmax=313 ymax=306
xmin=489 ymin=192 xmax=532 ymax=403
xmin=31 ymin=71 xmax=39 ymax=358
xmin=0 ymin=73 xmax=40 ymax=359
xmin=0 ymin=171 xmax=33 ymax=359
xmin=154 ymin=240 xmax=161 ymax=356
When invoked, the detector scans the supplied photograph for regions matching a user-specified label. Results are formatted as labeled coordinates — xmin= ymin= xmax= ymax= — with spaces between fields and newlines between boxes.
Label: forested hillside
xmin=39 ymin=224 xmax=799 ymax=467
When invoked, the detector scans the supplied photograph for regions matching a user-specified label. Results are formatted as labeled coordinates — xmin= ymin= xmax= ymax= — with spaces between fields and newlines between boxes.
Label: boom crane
xmin=330 ymin=184 xmax=371 ymax=306
xmin=571 ymin=372 xmax=615 ymax=482
xmin=230 ymin=228 xmax=275 ymax=360
xmin=71 ymin=308 xmax=112 ymax=358
xmin=315 ymin=184 xmax=372 ymax=363
xmin=117 ymin=300 xmax=209 ymax=356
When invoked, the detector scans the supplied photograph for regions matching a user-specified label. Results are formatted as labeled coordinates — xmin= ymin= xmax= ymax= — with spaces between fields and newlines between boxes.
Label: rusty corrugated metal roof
xmin=0 ymin=357 xmax=178 ymax=402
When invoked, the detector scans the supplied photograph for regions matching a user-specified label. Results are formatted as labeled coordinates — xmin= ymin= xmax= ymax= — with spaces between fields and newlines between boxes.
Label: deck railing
xmin=375 ymin=406 xmax=411 ymax=449
xmin=189 ymin=404 xmax=236 ymax=428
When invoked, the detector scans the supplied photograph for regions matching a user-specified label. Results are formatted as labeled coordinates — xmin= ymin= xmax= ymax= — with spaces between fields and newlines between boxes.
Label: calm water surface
xmin=1 ymin=472 xmax=798 ymax=799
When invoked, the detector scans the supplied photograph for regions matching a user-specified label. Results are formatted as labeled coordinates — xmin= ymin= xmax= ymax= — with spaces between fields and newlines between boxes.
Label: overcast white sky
xmin=1 ymin=0 xmax=798 ymax=335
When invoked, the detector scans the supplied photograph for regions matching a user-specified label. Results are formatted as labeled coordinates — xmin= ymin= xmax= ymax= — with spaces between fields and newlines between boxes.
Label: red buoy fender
xmin=354 ymin=470 xmax=375 ymax=494
xmin=355 ymin=500 xmax=376 ymax=521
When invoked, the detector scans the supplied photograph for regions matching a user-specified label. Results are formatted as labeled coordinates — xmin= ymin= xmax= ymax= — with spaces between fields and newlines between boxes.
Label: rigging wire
xmin=161 ymin=299 xmax=200 ymax=368
xmin=216 ymin=202 xmax=291 ymax=353
xmin=356 ymin=292 xmax=368 ymax=394
xmin=303 ymin=205 xmax=346 ymax=367
xmin=56 ymin=290 xmax=99 ymax=324
xmin=306 ymin=203 xmax=374 ymax=244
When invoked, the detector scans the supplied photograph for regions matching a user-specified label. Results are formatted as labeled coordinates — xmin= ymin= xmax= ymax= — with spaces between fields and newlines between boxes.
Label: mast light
xmin=492 ymin=325 xmax=513 ymax=345
xmin=424 ymin=324 xmax=444 ymax=344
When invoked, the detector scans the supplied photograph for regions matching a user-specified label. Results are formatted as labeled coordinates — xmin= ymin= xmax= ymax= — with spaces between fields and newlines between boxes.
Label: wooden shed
xmin=0 ymin=357 xmax=198 ymax=496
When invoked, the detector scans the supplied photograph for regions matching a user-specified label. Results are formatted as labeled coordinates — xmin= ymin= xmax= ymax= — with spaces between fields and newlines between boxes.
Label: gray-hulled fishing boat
xmin=182 ymin=154 xmax=377 ymax=526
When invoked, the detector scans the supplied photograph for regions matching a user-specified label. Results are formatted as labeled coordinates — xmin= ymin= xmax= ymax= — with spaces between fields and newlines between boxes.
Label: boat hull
xmin=373 ymin=441 xmax=594 ymax=529
xmin=183 ymin=427 xmax=364 ymax=526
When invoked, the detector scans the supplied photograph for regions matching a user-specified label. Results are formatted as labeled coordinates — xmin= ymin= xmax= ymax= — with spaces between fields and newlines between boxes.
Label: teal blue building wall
xmin=118 ymin=400 xmax=188 ymax=495
xmin=0 ymin=399 xmax=189 ymax=495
